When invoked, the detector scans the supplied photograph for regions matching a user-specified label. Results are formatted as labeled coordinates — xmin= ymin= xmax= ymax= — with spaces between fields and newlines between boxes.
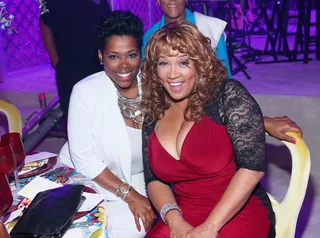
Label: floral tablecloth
xmin=5 ymin=162 xmax=108 ymax=238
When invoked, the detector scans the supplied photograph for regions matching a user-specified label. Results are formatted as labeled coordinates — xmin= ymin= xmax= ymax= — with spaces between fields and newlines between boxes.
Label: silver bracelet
xmin=115 ymin=182 xmax=132 ymax=200
xmin=160 ymin=202 xmax=182 ymax=225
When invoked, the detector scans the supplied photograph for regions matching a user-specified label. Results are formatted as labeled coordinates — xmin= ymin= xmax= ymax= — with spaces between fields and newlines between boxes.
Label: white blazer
xmin=194 ymin=12 xmax=227 ymax=49
xmin=58 ymin=71 xmax=136 ymax=200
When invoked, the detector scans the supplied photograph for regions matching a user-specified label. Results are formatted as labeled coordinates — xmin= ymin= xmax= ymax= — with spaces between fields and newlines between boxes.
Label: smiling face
xmin=158 ymin=0 xmax=187 ymax=23
xmin=98 ymin=35 xmax=140 ymax=91
xmin=157 ymin=50 xmax=198 ymax=103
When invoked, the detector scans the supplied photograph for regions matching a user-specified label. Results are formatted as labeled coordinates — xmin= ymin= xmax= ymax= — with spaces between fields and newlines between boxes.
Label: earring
xmin=156 ymin=1 xmax=160 ymax=6
xmin=100 ymin=61 xmax=103 ymax=65
xmin=185 ymin=0 xmax=188 ymax=4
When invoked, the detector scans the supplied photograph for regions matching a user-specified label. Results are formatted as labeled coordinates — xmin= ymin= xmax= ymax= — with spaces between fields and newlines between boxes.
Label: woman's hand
xmin=0 ymin=222 xmax=10 ymax=238
xmin=168 ymin=217 xmax=194 ymax=238
xmin=126 ymin=189 xmax=156 ymax=232
xmin=264 ymin=116 xmax=302 ymax=143
xmin=186 ymin=221 xmax=218 ymax=238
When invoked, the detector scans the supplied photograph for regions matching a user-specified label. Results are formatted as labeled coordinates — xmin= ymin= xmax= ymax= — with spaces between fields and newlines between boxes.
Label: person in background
xmin=57 ymin=11 xmax=155 ymax=238
xmin=143 ymin=0 xmax=302 ymax=144
xmin=141 ymin=21 xmax=275 ymax=237
xmin=39 ymin=0 xmax=112 ymax=120
xmin=143 ymin=0 xmax=232 ymax=78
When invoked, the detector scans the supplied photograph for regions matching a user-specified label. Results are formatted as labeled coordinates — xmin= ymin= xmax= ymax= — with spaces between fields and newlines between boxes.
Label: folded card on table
xmin=25 ymin=151 xmax=57 ymax=164
xmin=63 ymin=228 xmax=83 ymax=238
xmin=19 ymin=160 xmax=49 ymax=175
xmin=18 ymin=176 xmax=63 ymax=200
xmin=78 ymin=192 xmax=105 ymax=212
xmin=4 ymin=207 xmax=24 ymax=225
xmin=18 ymin=176 xmax=105 ymax=212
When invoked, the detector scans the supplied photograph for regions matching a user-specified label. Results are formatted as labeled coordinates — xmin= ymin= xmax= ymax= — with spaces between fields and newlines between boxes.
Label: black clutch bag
xmin=10 ymin=184 xmax=85 ymax=238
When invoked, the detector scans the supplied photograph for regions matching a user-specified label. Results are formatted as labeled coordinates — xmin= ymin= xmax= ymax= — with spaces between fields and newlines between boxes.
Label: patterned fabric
xmin=217 ymin=80 xmax=266 ymax=171
xmin=2 ymin=0 xmax=51 ymax=71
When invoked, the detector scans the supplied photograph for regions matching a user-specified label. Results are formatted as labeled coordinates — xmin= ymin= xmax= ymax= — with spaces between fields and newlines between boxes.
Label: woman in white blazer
xmin=58 ymin=11 xmax=155 ymax=238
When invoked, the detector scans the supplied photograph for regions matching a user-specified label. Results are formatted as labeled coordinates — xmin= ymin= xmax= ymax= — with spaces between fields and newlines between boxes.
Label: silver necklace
xmin=117 ymin=91 xmax=143 ymax=124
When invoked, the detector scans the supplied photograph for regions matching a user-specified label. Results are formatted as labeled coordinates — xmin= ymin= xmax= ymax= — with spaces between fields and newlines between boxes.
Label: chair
xmin=267 ymin=132 xmax=311 ymax=238
xmin=0 ymin=100 xmax=22 ymax=135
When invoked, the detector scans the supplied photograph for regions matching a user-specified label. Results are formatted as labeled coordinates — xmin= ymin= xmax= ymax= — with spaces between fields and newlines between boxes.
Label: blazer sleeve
xmin=67 ymin=84 xmax=107 ymax=179
xmin=219 ymin=80 xmax=266 ymax=172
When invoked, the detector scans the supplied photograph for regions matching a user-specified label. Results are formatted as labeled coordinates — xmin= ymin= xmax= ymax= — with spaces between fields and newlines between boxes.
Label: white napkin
xmin=63 ymin=228 xmax=83 ymax=238
xmin=78 ymin=192 xmax=105 ymax=212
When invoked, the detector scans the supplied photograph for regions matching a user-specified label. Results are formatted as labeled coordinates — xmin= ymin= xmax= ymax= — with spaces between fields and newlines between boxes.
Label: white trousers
xmin=106 ymin=172 xmax=147 ymax=238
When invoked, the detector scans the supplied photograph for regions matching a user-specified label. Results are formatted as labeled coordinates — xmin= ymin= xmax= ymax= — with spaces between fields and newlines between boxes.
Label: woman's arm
xmin=205 ymin=169 xmax=263 ymax=232
xmin=40 ymin=20 xmax=58 ymax=68
xmin=68 ymin=85 xmax=155 ymax=230
xmin=210 ymin=80 xmax=266 ymax=230
xmin=188 ymin=80 xmax=267 ymax=236
xmin=142 ymin=124 xmax=193 ymax=235
xmin=142 ymin=123 xmax=179 ymax=223
xmin=94 ymin=168 xmax=155 ymax=231
xmin=147 ymin=181 xmax=181 ymax=224
xmin=68 ymin=85 xmax=108 ymax=180
xmin=148 ymin=180 xmax=194 ymax=236
xmin=264 ymin=116 xmax=302 ymax=143
xmin=0 ymin=222 xmax=9 ymax=238
xmin=68 ymin=86 xmax=131 ymax=194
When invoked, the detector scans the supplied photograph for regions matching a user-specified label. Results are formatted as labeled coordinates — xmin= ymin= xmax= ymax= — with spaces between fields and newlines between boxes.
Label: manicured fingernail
xmin=291 ymin=139 xmax=296 ymax=144
xmin=138 ymin=227 xmax=141 ymax=232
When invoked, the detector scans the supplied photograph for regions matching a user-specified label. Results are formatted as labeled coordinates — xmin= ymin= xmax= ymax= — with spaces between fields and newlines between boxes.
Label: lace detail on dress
xmin=142 ymin=121 xmax=158 ymax=185
xmin=216 ymin=80 xmax=266 ymax=172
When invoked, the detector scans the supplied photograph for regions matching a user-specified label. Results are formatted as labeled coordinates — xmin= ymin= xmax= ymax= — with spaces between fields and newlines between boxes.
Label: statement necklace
xmin=117 ymin=91 xmax=143 ymax=124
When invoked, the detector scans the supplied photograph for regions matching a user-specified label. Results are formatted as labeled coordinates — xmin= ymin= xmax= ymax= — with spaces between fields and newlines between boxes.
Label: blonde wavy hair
xmin=141 ymin=22 xmax=227 ymax=124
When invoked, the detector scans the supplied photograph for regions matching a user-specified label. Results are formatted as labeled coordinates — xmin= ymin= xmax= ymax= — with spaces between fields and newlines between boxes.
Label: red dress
xmin=143 ymin=80 xmax=275 ymax=237
xmin=147 ymin=116 xmax=272 ymax=237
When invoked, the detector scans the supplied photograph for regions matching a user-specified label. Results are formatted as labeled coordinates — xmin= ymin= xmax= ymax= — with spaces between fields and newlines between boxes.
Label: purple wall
xmin=1 ymin=0 xmax=303 ymax=73
xmin=1 ymin=0 xmax=163 ymax=72
xmin=2 ymin=0 xmax=50 ymax=72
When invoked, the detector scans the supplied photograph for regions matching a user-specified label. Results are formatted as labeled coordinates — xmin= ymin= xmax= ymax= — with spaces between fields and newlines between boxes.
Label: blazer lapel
xmin=100 ymin=73 xmax=132 ymax=184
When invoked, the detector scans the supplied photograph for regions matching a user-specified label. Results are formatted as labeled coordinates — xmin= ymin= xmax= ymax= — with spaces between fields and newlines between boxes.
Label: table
xmin=5 ymin=162 xmax=108 ymax=238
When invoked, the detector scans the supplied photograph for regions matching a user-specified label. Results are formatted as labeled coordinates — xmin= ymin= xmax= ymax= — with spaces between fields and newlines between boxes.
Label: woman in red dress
xmin=141 ymin=22 xmax=275 ymax=238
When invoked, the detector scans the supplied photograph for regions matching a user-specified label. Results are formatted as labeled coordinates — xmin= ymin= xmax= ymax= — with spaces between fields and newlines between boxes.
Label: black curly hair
xmin=96 ymin=10 xmax=144 ymax=54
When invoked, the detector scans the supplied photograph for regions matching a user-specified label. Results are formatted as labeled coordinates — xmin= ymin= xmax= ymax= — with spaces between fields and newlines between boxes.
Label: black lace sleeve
xmin=219 ymin=80 xmax=266 ymax=172
xmin=142 ymin=122 xmax=159 ymax=185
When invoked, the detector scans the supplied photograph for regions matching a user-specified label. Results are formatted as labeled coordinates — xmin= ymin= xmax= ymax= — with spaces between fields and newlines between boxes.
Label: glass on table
xmin=1 ymin=133 xmax=25 ymax=168
xmin=1 ymin=133 xmax=25 ymax=191
xmin=0 ymin=142 xmax=16 ymax=175
xmin=0 ymin=172 xmax=13 ymax=221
